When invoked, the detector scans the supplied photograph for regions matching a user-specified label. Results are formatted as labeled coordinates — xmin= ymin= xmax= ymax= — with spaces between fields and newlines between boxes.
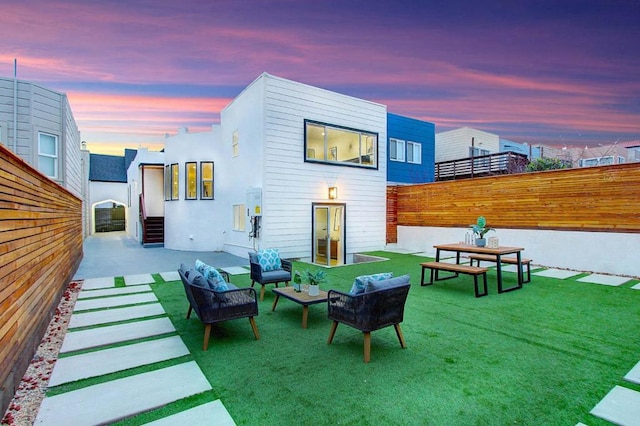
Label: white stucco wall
xmin=396 ymin=226 xmax=640 ymax=278
xmin=163 ymin=127 xmax=226 ymax=251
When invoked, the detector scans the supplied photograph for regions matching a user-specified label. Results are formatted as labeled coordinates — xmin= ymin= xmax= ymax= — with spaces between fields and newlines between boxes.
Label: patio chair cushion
xmin=260 ymin=269 xmax=291 ymax=282
xmin=257 ymin=248 xmax=282 ymax=272
xmin=187 ymin=269 xmax=208 ymax=288
xmin=349 ymin=272 xmax=393 ymax=295
xmin=365 ymin=274 xmax=411 ymax=293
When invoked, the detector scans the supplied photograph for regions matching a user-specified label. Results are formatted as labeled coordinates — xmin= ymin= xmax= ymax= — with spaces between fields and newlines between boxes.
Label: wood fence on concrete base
xmin=387 ymin=163 xmax=640 ymax=241
xmin=0 ymin=145 xmax=83 ymax=414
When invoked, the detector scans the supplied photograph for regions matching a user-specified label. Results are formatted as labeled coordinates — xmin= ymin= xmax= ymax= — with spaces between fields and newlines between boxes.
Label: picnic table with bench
xmin=421 ymin=243 xmax=526 ymax=295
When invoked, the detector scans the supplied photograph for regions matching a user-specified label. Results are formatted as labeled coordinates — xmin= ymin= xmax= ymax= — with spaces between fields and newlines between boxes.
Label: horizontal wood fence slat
xmin=0 ymin=145 xmax=83 ymax=414
xmin=392 ymin=163 xmax=640 ymax=233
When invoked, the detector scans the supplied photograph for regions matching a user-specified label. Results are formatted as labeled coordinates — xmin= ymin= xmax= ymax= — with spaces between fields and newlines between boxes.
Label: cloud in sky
xmin=1 ymin=0 xmax=639 ymax=154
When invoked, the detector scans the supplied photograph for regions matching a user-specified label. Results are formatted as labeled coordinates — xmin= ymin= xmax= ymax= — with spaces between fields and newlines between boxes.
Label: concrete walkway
xmin=35 ymin=232 xmax=244 ymax=425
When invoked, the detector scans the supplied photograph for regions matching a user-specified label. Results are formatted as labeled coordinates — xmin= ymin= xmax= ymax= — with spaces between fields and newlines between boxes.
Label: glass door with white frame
xmin=312 ymin=204 xmax=345 ymax=266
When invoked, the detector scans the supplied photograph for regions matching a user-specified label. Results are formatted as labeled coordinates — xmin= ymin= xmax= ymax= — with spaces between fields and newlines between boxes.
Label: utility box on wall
xmin=247 ymin=187 xmax=262 ymax=216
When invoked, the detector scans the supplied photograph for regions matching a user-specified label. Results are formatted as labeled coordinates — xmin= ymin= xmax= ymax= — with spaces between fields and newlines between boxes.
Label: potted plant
xmin=469 ymin=216 xmax=494 ymax=247
xmin=304 ymin=269 xmax=327 ymax=296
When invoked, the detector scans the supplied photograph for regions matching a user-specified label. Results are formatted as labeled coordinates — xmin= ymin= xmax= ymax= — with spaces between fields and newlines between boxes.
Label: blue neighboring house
xmin=387 ymin=113 xmax=435 ymax=184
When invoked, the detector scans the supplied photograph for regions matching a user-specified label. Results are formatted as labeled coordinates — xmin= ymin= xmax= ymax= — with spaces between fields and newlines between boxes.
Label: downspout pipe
xmin=13 ymin=59 xmax=17 ymax=152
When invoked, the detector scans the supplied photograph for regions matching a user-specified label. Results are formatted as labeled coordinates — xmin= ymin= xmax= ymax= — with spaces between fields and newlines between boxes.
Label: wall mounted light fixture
xmin=328 ymin=186 xmax=338 ymax=200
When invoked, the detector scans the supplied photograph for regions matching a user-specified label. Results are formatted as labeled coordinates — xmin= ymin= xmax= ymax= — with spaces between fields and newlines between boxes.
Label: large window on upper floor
xmin=304 ymin=120 xmax=377 ymax=169
xmin=38 ymin=132 xmax=59 ymax=178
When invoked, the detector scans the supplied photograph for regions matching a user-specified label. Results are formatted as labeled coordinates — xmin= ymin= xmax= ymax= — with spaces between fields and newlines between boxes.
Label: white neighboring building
xmin=435 ymin=127 xmax=500 ymax=162
xmin=141 ymin=73 xmax=388 ymax=265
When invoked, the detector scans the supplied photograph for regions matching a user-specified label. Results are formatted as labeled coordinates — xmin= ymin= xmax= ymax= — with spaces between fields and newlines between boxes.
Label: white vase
xmin=308 ymin=284 xmax=320 ymax=296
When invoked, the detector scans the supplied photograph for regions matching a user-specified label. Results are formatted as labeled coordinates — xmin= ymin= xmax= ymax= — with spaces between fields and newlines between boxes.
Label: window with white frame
xmin=232 ymin=130 xmax=239 ymax=157
xmin=233 ymin=204 xmax=246 ymax=231
xmin=407 ymin=141 xmax=421 ymax=164
xmin=469 ymin=147 xmax=490 ymax=157
xmin=304 ymin=120 xmax=378 ymax=168
xmin=389 ymin=138 xmax=405 ymax=162
xmin=164 ymin=165 xmax=171 ymax=201
xmin=38 ymin=132 xmax=58 ymax=178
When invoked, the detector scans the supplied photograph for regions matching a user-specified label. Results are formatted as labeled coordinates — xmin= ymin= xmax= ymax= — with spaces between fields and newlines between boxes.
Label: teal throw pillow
xmin=365 ymin=274 xmax=410 ymax=293
xmin=257 ymin=248 xmax=282 ymax=272
xmin=349 ymin=272 xmax=393 ymax=295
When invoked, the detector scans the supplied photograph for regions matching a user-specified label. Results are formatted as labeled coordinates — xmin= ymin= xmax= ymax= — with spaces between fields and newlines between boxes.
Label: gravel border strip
xmin=1 ymin=280 xmax=82 ymax=426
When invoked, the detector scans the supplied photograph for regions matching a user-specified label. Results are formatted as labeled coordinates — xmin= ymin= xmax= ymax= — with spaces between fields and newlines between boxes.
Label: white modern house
xmin=133 ymin=73 xmax=388 ymax=266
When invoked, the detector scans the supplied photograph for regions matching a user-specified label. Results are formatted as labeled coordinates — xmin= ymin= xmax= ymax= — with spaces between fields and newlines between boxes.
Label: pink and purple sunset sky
xmin=2 ymin=0 xmax=639 ymax=155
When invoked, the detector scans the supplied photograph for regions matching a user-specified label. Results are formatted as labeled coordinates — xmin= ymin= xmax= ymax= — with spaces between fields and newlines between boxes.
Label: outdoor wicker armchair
xmin=178 ymin=268 xmax=260 ymax=351
xmin=327 ymin=281 xmax=410 ymax=363
xmin=248 ymin=251 xmax=292 ymax=301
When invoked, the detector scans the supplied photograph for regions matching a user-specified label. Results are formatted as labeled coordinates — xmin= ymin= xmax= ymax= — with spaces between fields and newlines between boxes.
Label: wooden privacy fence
xmin=387 ymin=163 xmax=640 ymax=241
xmin=0 ymin=145 xmax=83 ymax=413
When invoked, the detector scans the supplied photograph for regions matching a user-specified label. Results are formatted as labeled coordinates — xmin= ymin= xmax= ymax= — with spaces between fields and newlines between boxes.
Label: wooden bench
xmin=420 ymin=262 xmax=488 ymax=298
xmin=468 ymin=254 xmax=532 ymax=283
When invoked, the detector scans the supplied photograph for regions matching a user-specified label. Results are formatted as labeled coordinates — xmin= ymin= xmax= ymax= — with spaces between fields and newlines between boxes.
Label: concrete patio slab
xmin=532 ymin=269 xmax=582 ymax=279
xmin=81 ymin=276 xmax=115 ymax=290
xmin=78 ymin=285 xmax=152 ymax=299
xmin=159 ymin=271 xmax=180 ymax=282
xmin=577 ymin=274 xmax=631 ymax=286
xmin=624 ymin=361 xmax=640 ymax=385
xmin=73 ymin=292 xmax=158 ymax=311
xmin=49 ymin=336 xmax=190 ymax=387
xmin=68 ymin=303 xmax=166 ymax=329
xmin=590 ymin=385 xmax=640 ymax=425
xmin=60 ymin=317 xmax=176 ymax=353
xmin=219 ymin=266 xmax=249 ymax=275
xmin=143 ymin=400 xmax=236 ymax=425
xmin=383 ymin=247 xmax=418 ymax=254
xmin=35 ymin=361 xmax=212 ymax=426
xmin=124 ymin=273 xmax=156 ymax=286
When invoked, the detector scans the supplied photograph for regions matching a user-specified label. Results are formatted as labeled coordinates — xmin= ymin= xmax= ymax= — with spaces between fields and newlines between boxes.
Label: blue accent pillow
xmin=257 ymin=248 xmax=282 ymax=272
xmin=365 ymin=274 xmax=410 ymax=293
xmin=349 ymin=272 xmax=393 ymax=295
xmin=195 ymin=259 xmax=228 ymax=291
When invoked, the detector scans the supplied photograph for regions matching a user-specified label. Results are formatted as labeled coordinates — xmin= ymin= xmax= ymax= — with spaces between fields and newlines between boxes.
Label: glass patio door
xmin=312 ymin=203 xmax=345 ymax=266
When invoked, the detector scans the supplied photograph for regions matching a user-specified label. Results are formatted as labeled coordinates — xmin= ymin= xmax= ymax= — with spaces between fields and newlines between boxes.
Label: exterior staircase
xmin=143 ymin=216 xmax=164 ymax=245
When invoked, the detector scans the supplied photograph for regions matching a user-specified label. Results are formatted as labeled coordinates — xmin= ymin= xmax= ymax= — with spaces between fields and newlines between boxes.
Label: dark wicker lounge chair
xmin=248 ymin=251 xmax=292 ymax=301
xmin=327 ymin=281 xmax=410 ymax=363
xmin=178 ymin=268 xmax=260 ymax=351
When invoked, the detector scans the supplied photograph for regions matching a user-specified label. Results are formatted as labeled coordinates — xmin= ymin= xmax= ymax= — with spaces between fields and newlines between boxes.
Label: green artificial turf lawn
xmin=116 ymin=252 xmax=640 ymax=425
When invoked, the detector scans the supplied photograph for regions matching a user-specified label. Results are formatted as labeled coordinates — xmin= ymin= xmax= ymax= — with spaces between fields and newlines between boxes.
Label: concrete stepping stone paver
xmin=69 ymin=303 xmax=166 ymax=328
xmin=81 ymin=276 xmax=115 ymax=290
xmin=78 ymin=285 xmax=152 ymax=299
xmin=35 ymin=361 xmax=212 ymax=426
xmin=219 ymin=266 xmax=249 ymax=275
xmin=624 ymin=360 xmax=640 ymax=385
xmin=532 ymin=268 xmax=582 ymax=279
xmin=159 ymin=271 xmax=180 ymax=281
xmin=577 ymin=274 xmax=631 ymax=286
xmin=143 ymin=400 xmax=236 ymax=425
xmin=632 ymin=283 xmax=640 ymax=290
xmin=590 ymin=385 xmax=640 ymax=425
xmin=124 ymin=273 xmax=156 ymax=286
xmin=73 ymin=292 xmax=157 ymax=311
xmin=49 ymin=336 xmax=190 ymax=386
xmin=60 ymin=317 xmax=175 ymax=353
